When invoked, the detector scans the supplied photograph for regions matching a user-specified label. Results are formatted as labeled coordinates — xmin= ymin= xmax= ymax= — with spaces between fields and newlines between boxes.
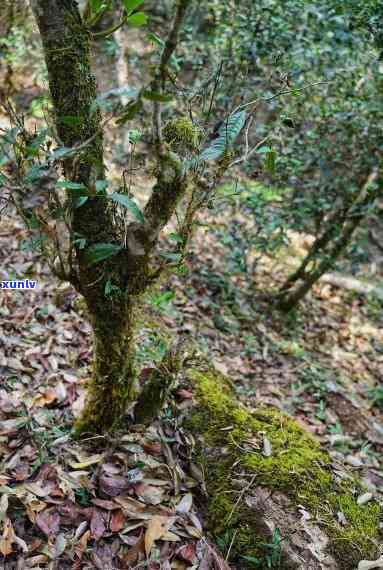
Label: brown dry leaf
xmin=176 ymin=543 xmax=197 ymax=564
xmin=32 ymin=388 xmax=57 ymax=407
xmin=143 ymin=442 xmax=162 ymax=455
xmin=110 ymin=509 xmax=125 ymax=532
xmin=68 ymin=454 xmax=103 ymax=469
xmin=99 ymin=473 xmax=129 ymax=497
xmin=0 ymin=517 xmax=15 ymax=556
xmin=145 ymin=516 xmax=175 ymax=556
xmin=90 ymin=508 xmax=106 ymax=540
xmin=175 ymin=493 xmax=193 ymax=514
xmin=0 ymin=494 xmax=9 ymax=523
xmin=135 ymin=483 xmax=165 ymax=505
xmin=122 ymin=533 xmax=145 ymax=566
xmin=74 ymin=529 xmax=91 ymax=561
xmin=171 ymin=563 xmax=187 ymax=570
xmin=92 ymin=498 xmax=120 ymax=511
xmin=36 ymin=509 xmax=60 ymax=538
xmin=0 ymin=417 xmax=29 ymax=435
xmin=71 ymin=392 xmax=86 ymax=417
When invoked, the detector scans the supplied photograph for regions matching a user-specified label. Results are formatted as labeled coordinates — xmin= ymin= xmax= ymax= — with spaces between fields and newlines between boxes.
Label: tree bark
xmin=76 ymin=299 xmax=138 ymax=433
xmin=30 ymin=0 xmax=140 ymax=433
xmin=30 ymin=0 xmax=192 ymax=433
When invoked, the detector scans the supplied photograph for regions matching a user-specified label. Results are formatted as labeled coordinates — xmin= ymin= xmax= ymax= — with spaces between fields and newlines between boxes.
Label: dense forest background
xmin=0 ymin=1 xmax=382 ymax=568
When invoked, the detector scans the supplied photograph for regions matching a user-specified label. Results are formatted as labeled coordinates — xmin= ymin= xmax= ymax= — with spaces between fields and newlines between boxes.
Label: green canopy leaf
xmin=199 ymin=110 xmax=246 ymax=161
xmin=122 ymin=0 xmax=144 ymax=14
xmin=84 ymin=243 xmax=122 ymax=265
xmin=56 ymin=180 xmax=87 ymax=191
xmin=109 ymin=193 xmax=145 ymax=223
xmin=127 ymin=12 xmax=148 ymax=27
xmin=142 ymin=91 xmax=173 ymax=103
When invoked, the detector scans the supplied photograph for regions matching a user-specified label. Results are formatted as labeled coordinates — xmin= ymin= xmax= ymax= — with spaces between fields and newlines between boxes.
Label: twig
xmin=226 ymin=473 xmax=257 ymax=523
xmin=233 ymin=80 xmax=331 ymax=115
xmin=229 ymin=133 xmax=270 ymax=168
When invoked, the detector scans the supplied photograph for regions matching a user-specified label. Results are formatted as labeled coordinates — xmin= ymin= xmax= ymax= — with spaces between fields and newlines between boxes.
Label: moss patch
xmin=163 ymin=117 xmax=202 ymax=153
xmin=187 ymin=368 xmax=381 ymax=568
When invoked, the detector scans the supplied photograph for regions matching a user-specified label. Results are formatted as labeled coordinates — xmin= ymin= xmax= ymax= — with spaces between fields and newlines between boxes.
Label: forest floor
xmin=1 ymin=201 xmax=383 ymax=568
xmin=1 ymin=26 xmax=383 ymax=570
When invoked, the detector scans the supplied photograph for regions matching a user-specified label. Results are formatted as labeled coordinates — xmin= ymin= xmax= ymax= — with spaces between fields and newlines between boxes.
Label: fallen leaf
xmin=0 ymin=417 xmax=29 ymax=434
xmin=176 ymin=543 xmax=197 ymax=564
xmin=121 ymin=533 xmax=145 ymax=566
xmin=92 ymin=498 xmax=120 ymax=510
xmin=144 ymin=516 xmax=175 ymax=556
xmin=54 ymin=533 xmax=67 ymax=558
xmin=0 ymin=517 xmax=15 ymax=556
xmin=357 ymin=492 xmax=373 ymax=506
xmin=143 ymin=442 xmax=162 ymax=455
xmin=75 ymin=529 xmax=90 ymax=561
xmin=0 ymin=494 xmax=9 ymax=523
xmin=32 ymin=388 xmax=57 ymax=407
xmin=262 ymin=435 xmax=272 ymax=457
xmin=135 ymin=483 xmax=165 ymax=505
xmin=36 ymin=509 xmax=60 ymax=538
xmin=110 ymin=509 xmax=125 ymax=532
xmin=90 ymin=509 xmax=106 ymax=540
xmin=358 ymin=557 xmax=383 ymax=570
xmin=68 ymin=454 xmax=103 ymax=469
xmin=175 ymin=493 xmax=193 ymax=514
xmin=99 ymin=473 xmax=129 ymax=497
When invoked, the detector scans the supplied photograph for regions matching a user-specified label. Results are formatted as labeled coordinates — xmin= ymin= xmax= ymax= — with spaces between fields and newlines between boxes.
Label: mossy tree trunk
xmin=76 ymin=298 xmax=137 ymax=433
xmin=30 ymin=0 xmax=134 ymax=433
xmin=31 ymin=0 xmax=194 ymax=433
xmin=184 ymin=366 xmax=381 ymax=569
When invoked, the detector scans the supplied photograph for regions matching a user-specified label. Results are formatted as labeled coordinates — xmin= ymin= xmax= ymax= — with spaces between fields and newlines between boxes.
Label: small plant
xmin=368 ymin=386 xmax=383 ymax=409
xmin=241 ymin=528 xmax=283 ymax=568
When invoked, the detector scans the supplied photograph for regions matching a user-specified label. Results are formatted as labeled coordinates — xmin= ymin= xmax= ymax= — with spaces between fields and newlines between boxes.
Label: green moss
xmin=75 ymin=302 xmax=138 ymax=435
xmin=188 ymin=368 xmax=381 ymax=567
xmin=162 ymin=117 xmax=202 ymax=153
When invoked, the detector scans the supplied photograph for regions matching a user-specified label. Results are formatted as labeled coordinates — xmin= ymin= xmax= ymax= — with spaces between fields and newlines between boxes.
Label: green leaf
xmin=50 ymin=146 xmax=72 ymax=161
xmin=160 ymin=252 xmax=182 ymax=263
xmin=256 ymin=146 xmax=272 ymax=154
xmin=73 ymin=196 xmax=89 ymax=208
xmin=60 ymin=115 xmax=82 ymax=127
xmin=109 ymin=193 xmax=144 ymax=223
xmin=199 ymin=138 xmax=227 ymax=161
xmin=146 ymin=32 xmax=165 ymax=48
xmin=90 ymin=0 xmax=104 ymax=12
xmin=199 ymin=111 xmax=246 ymax=161
xmin=218 ymin=111 xmax=247 ymax=144
xmin=84 ymin=243 xmax=122 ymax=265
xmin=56 ymin=180 xmax=87 ymax=191
xmin=265 ymin=149 xmax=277 ymax=173
xmin=142 ymin=90 xmax=173 ymax=103
xmin=122 ymin=0 xmax=144 ymax=14
xmin=128 ymin=129 xmax=141 ymax=144
xmin=116 ymin=99 xmax=143 ymax=125
xmin=127 ymin=12 xmax=147 ymax=27
xmin=169 ymin=232 xmax=184 ymax=244
xmin=95 ymin=179 xmax=108 ymax=193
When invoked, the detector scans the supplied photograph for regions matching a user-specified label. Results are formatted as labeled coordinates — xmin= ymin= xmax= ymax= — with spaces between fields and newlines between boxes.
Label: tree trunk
xmin=276 ymin=172 xmax=379 ymax=312
xmin=184 ymin=366 xmax=381 ymax=569
xmin=30 ymin=0 xmax=138 ymax=433
xmin=31 ymin=0 xmax=193 ymax=433
xmin=76 ymin=299 xmax=138 ymax=433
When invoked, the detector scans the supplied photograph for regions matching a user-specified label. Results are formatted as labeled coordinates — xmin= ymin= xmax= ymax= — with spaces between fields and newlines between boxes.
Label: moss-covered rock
xmin=185 ymin=367 xmax=382 ymax=569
